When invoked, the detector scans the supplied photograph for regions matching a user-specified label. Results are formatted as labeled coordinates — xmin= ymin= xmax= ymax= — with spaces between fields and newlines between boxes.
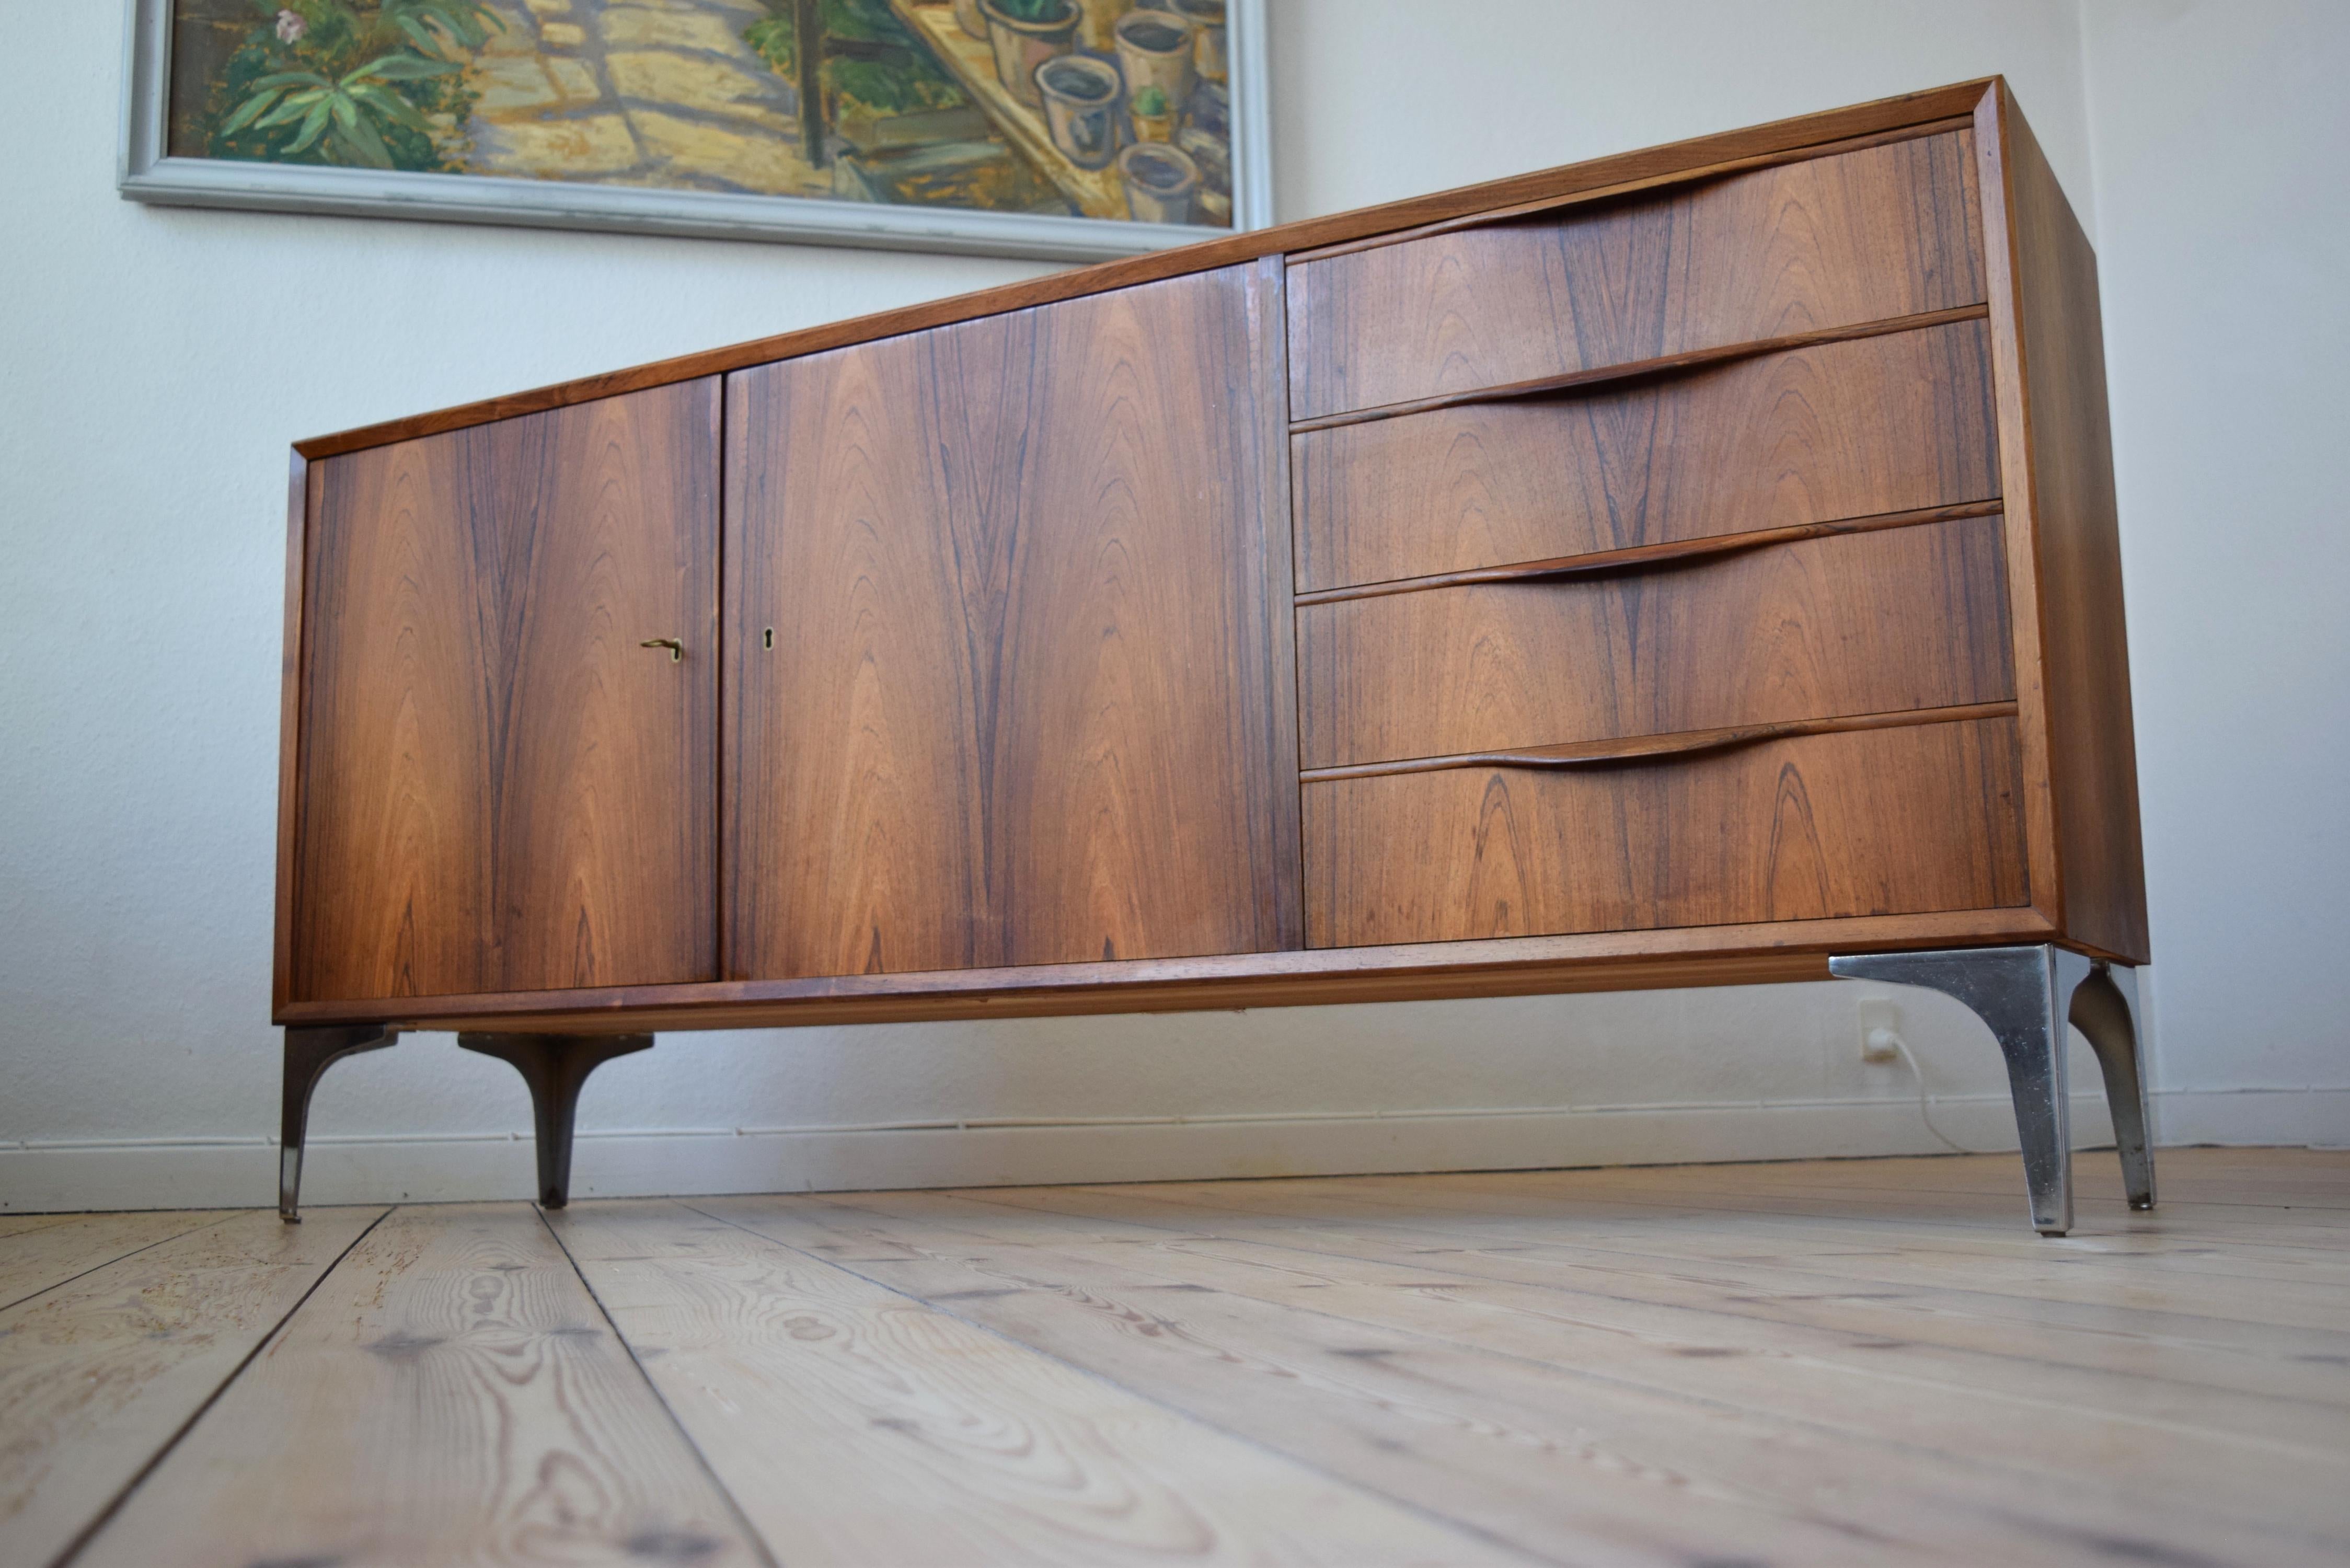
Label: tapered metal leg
xmin=1828 ymin=945 xmax=2149 ymax=1236
xmin=281 ymin=1024 xmax=399 ymax=1222
xmin=456 ymin=1033 xmax=653 ymax=1207
xmin=2071 ymin=963 xmax=2156 ymax=1210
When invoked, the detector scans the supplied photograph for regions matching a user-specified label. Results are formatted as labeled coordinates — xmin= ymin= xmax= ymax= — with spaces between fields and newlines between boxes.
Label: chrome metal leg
xmin=281 ymin=1024 xmax=399 ymax=1222
xmin=1828 ymin=946 xmax=2152 ymax=1236
xmin=456 ymin=1032 xmax=653 ymax=1207
xmin=2071 ymin=963 xmax=2156 ymax=1211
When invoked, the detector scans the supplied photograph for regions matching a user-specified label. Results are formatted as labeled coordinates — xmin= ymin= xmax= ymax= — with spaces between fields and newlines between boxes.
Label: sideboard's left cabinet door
xmin=290 ymin=382 xmax=721 ymax=1002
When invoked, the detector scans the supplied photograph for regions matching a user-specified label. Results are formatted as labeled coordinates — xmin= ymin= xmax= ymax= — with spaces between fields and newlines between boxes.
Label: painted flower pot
xmin=1113 ymin=9 xmax=1195 ymax=118
xmin=1118 ymin=141 xmax=1199 ymax=225
xmin=1170 ymin=0 xmax=1227 ymax=83
xmin=1131 ymin=104 xmax=1176 ymax=142
xmin=953 ymin=0 xmax=989 ymax=41
xmin=1037 ymin=54 xmax=1123 ymax=170
xmin=1074 ymin=0 xmax=1134 ymax=52
xmin=981 ymin=0 xmax=1079 ymax=109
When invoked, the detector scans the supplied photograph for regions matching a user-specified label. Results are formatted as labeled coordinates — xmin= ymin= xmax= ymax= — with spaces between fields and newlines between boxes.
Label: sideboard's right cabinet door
xmin=725 ymin=264 xmax=1296 ymax=979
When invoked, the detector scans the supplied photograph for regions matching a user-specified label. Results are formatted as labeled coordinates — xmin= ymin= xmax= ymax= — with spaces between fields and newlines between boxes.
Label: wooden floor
xmin=3 ymin=1149 xmax=2346 ymax=1565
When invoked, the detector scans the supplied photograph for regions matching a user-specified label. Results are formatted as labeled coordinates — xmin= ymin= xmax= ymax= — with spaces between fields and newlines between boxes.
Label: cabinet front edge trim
xmin=273 ymin=907 xmax=2069 ymax=1029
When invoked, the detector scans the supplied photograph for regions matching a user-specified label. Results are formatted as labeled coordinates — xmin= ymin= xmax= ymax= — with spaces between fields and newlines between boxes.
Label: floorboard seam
xmin=44 ymin=1205 xmax=393 ymax=1568
xmin=0 ymin=1213 xmax=243 ymax=1315
xmin=678 ymin=1196 xmax=1555 ymax=1568
xmin=534 ymin=1202 xmax=782 ymax=1568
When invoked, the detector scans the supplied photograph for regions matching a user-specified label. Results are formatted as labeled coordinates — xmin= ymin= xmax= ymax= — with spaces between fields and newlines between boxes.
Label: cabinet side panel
xmin=728 ymin=264 xmax=1291 ymax=978
xmin=272 ymin=454 xmax=313 ymax=1018
xmin=1999 ymin=93 xmax=2149 ymax=961
xmin=292 ymin=381 xmax=722 ymax=1001
xmin=1249 ymin=254 xmax=1306 ymax=950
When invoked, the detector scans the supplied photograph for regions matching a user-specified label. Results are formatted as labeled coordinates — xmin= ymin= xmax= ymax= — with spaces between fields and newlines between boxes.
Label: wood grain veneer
xmin=724 ymin=263 xmax=1295 ymax=979
xmin=1983 ymin=87 xmax=2150 ymax=962
xmin=1303 ymin=714 xmax=2030 ymax=949
xmin=1292 ymin=318 xmax=2001 ymax=593
xmin=1297 ymin=514 xmax=2015 ymax=769
xmin=290 ymin=382 xmax=721 ymax=1001
xmin=1285 ymin=130 xmax=1987 ymax=422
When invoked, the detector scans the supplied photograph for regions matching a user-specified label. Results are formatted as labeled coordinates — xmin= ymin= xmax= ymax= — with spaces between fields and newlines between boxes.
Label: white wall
xmin=2078 ymin=0 xmax=2350 ymax=1144
xmin=2 ymin=2 xmax=2337 ymax=1211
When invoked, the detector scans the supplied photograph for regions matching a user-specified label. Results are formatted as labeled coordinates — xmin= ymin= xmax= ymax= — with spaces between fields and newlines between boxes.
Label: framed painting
xmin=119 ymin=0 xmax=1271 ymax=260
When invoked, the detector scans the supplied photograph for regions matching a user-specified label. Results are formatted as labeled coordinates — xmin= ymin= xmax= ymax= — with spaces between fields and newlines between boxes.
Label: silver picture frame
xmin=117 ymin=0 xmax=1272 ymax=262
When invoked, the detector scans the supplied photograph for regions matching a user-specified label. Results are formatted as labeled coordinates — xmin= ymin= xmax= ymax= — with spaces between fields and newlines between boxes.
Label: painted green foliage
xmin=206 ymin=1 xmax=501 ymax=171
xmin=742 ymin=0 xmax=967 ymax=117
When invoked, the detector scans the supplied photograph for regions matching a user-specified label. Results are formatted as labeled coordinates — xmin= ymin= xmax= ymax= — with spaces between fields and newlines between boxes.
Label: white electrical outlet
xmin=1857 ymin=999 xmax=1903 ymax=1063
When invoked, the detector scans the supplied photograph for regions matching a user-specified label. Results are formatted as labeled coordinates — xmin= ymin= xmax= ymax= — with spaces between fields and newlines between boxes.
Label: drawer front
xmin=1297 ymin=513 xmax=2014 ymax=770
xmin=1293 ymin=318 xmax=1998 ymax=594
xmin=1287 ymin=129 xmax=1985 ymax=422
xmin=1304 ymin=716 xmax=2028 ymax=949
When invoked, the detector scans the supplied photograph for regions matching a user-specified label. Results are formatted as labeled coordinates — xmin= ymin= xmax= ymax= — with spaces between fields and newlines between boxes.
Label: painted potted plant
xmin=1112 ymin=8 xmax=1194 ymax=121
xmin=1036 ymin=54 xmax=1122 ymax=170
xmin=1118 ymin=140 xmax=1199 ymax=224
xmin=954 ymin=0 xmax=988 ymax=40
xmin=204 ymin=0 xmax=498 ymax=171
xmin=1128 ymin=83 xmax=1175 ymax=142
xmin=980 ymin=0 xmax=1079 ymax=108
xmin=1170 ymin=0 xmax=1226 ymax=84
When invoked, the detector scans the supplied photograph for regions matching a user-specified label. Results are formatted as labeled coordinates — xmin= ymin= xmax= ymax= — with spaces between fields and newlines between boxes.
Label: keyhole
xmin=763 ymin=627 xmax=774 ymax=650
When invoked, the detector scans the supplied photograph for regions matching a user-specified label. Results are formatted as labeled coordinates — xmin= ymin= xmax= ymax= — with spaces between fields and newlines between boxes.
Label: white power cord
xmin=1872 ymin=1026 xmax=1987 ymax=1155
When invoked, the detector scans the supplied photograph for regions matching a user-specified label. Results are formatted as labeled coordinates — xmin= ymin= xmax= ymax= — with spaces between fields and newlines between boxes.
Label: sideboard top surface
xmin=293 ymin=78 xmax=2007 ymax=462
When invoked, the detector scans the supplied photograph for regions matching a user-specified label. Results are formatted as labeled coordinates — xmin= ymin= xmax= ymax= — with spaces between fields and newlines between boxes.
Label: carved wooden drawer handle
xmin=1299 ymin=701 xmax=2019 ymax=784
xmin=1294 ymin=499 xmax=2003 ymax=608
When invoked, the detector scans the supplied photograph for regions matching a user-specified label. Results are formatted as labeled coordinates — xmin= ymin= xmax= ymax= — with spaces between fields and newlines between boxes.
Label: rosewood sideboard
xmin=273 ymin=79 xmax=2150 ymax=1236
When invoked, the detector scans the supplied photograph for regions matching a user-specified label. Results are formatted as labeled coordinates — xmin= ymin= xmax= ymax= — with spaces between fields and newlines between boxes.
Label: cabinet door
xmin=726 ymin=264 xmax=1295 ymax=979
xmin=291 ymin=381 xmax=721 ymax=1002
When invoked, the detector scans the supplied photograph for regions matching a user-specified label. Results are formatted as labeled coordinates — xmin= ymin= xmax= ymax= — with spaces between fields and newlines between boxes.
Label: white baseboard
xmin=2155 ymin=1087 xmax=2350 ymax=1149
xmin=0 ymin=1091 xmax=2123 ymax=1213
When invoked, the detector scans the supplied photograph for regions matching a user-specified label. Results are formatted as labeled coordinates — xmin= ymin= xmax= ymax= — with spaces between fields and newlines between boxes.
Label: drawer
xmin=1287 ymin=128 xmax=1985 ymax=423
xmin=1297 ymin=512 xmax=2014 ymax=770
xmin=1303 ymin=714 xmax=2028 ymax=949
xmin=1293 ymin=318 xmax=1999 ymax=594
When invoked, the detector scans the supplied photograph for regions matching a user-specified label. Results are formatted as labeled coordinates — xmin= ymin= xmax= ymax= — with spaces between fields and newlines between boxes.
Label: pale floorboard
xmin=0 ymin=1210 xmax=242 ymax=1311
xmin=76 ymin=1203 xmax=762 ymax=1568
xmin=0 ymin=1207 xmax=382 ymax=1567
xmin=722 ymin=1182 xmax=2333 ymax=1566
xmin=554 ymin=1197 xmax=1506 ymax=1565
xmin=5 ymin=1148 xmax=2345 ymax=1566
